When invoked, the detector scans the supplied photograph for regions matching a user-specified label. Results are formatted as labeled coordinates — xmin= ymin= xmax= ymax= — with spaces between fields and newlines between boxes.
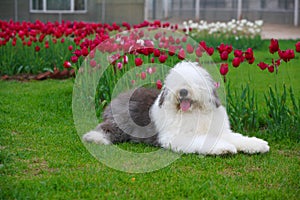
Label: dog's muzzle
xmin=178 ymin=89 xmax=192 ymax=112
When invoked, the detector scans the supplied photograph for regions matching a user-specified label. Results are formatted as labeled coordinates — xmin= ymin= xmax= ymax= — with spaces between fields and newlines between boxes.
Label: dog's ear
xmin=213 ymin=88 xmax=221 ymax=108
xmin=159 ymin=88 xmax=168 ymax=108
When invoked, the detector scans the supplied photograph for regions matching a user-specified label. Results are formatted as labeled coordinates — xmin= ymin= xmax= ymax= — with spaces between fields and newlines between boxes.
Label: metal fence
xmin=145 ymin=0 xmax=299 ymax=26
xmin=2 ymin=0 xmax=299 ymax=25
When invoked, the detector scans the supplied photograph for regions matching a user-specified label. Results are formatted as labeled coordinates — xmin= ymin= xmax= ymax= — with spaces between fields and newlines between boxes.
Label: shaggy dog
xmin=83 ymin=61 xmax=269 ymax=155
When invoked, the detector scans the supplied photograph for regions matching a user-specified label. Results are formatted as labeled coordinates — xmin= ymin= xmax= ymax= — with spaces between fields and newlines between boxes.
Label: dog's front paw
xmin=208 ymin=142 xmax=237 ymax=155
xmin=238 ymin=137 xmax=270 ymax=154
xmin=82 ymin=130 xmax=111 ymax=145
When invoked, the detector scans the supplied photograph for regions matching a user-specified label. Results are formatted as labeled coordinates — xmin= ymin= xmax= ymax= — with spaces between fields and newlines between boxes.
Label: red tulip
xmin=220 ymin=63 xmax=228 ymax=76
xmin=140 ymin=72 xmax=146 ymax=80
xmin=39 ymin=34 xmax=45 ymax=42
xmin=244 ymin=48 xmax=254 ymax=60
xmin=90 ymin=60 xmax=97 ymax=67
xmin=135 ymin=57 xmax=143 ymax=66
xmin=186 ymin=44 xmax=194 ymax=54
xmin=12 ymin=38 xmax=17 ymax=46
xmin=71 ymin=55 xmax=78 ymax=63
xmin=68 ymin=45 xmax=73 ymax=51
xmin=268 ymin=65 xmax=275 ymax=73
xmin=117 ymin=62 xmax=123 ymax=70
xmin=153 ymin=49 xmax=161 ymax=57
xmin=81 ymin=47 xmax=89 ymax=57
xmin=275 ymin=58 xmax=281 ymax=67
xmin=195 ymin=47 xmax=203 ymax=57
xmin=168 ymin=46 xmax=176 ymax=56
xmin=27 ymin=40 xmax=32 ymax=47
xmin=74 ymin=49 xmax=82 ymax=57
xmin=18 ymin=30 xmax=25 ymax=38
xmin=220 ymin=51 xmax=229 ymax=60
xmin=63 ymin=61 xmax=72 ymax=68
xmin=217 ymin=43 xmax=232 ymax=54
xmin=154 ymin=32 xmax=162 ymax=40
xmin=278 ymin=49 xmax=295 ymax=62
xmin=199 ymin=41 xmax=207 ymax=49
xmin=206 ymin=47 xmax=214 ymax=56
xmin=248 ymin=57 xmax=255 ymax=64
xmin=89 ymin=50 xmax=95 ymax=59
xmin=234 ymin=49 xmax=243 ymax=58
xmin=35 ymin=45 xmax=40 ymax=52
xmin=269 ymin=38 xmax=279 ymax=54
xmin=122 ymin=22 xmax=131 ymax=30
xmin=45 ymin=41 xmax=49 ymax=49
xmin=178 ymin=48 xmax=186 ymax=60
xmin=158 ymin=54 xmax=168 ymax=63
xmin=217 ymin=43 xmax=225 ymax=54
xmin=156 ymin=80 xmax=163 ymax=90
xmin=123 ymin=55 xmax=128 ymax=64
xmin=232 ymin=57 xmax=241 ymax=67
xmin=168 ymin=36 xmax=175 ymax=44
xmin=257 ymin=62 xmax=269 ymax=70
xmin=295 ymin=41 xmax=300 ymax=52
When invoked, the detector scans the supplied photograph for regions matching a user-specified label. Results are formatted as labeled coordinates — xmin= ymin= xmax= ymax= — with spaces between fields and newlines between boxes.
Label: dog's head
xmin=159 ymin=61 xmax=221 ymax=112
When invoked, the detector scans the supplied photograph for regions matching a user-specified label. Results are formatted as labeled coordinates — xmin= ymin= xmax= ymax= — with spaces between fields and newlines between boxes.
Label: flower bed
xmin=1 ymin=19 xmax=299 ymax=138
xmin=183 ymin=19 xmax=264 ymax=49
xmin=1 ymin=19 xmax=299 ymax=77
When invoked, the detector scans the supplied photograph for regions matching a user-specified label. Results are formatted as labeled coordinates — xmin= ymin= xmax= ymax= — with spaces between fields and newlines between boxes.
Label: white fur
xmin=150 ymin=61 xmax=270 ymax=155
xmin=83 ymin=61 xmax=270 ymax=155
xmin=83 ymin=130 xmax=112 ymax=145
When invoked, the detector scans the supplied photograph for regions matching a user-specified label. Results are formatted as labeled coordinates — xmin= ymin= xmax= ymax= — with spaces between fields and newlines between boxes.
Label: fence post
xmin=237 ymin=0 xmax=242 ymax=20
xmin=195 ymin=0 xmax=200 ymax=20
xmin=295 ymin=0 xmax=299 ymax=26
xmin=102 ymin=0 xmax=106 ymax=22
xmin=14 ymin=0 xmax=18 ymax=21
xmin=144 ymin=0 xmax=149 ymax=20
xmin=164 ymin=0 xmax=168 ymax=19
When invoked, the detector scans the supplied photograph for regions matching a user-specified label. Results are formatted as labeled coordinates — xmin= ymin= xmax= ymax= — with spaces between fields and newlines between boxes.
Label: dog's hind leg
xmin=82 ymin=123 xmax=112 ymax=145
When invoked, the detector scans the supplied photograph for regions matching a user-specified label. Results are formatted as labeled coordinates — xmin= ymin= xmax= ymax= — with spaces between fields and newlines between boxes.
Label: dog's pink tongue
xmin=180 ymin=100 xmax=191 ymax=112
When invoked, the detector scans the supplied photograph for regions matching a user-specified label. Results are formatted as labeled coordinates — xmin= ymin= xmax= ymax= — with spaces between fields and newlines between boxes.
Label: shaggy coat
xmin=83 ymin=61 xmax=270 ymax=155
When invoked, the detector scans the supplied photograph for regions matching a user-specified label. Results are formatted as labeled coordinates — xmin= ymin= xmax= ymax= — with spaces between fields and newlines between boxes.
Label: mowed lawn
xmin=0 ymin=80 xmax=299 ymax=199
xmin=1 ymin=41 xmax=300 ymax=199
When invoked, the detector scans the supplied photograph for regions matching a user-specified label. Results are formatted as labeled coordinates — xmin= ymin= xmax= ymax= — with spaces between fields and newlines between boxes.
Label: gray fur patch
xmin=96 ymin=87 xmax=160 ymax=146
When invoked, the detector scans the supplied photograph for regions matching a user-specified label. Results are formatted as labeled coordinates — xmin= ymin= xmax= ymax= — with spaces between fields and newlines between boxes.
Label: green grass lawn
xmin=0 ymin=79 xmax=299 ymax=199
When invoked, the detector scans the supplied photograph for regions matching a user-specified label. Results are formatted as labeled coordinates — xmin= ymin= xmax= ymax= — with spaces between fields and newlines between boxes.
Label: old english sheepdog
xmin=83 ymin=61 xmax=269 ymax=155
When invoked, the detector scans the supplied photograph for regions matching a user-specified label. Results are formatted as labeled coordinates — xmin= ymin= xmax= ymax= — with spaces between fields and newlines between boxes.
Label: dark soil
xmin=1 ymin=68 xmax=75 ymax=81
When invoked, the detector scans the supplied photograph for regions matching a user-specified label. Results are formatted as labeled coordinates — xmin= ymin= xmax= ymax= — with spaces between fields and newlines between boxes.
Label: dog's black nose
xmin=179 ymin=89 xmax=188 ymax=97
